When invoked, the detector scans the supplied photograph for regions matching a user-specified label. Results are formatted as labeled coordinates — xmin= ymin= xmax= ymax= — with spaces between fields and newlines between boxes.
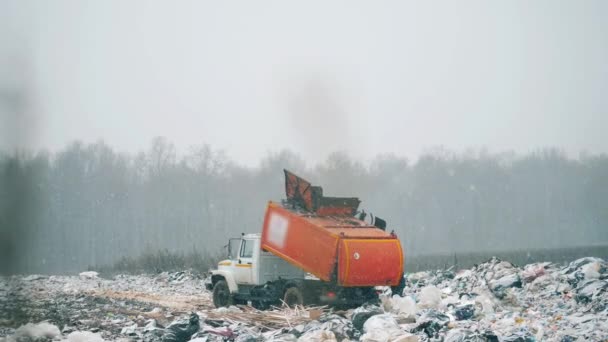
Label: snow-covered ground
xmin=1 ymin=257 xmax=607 ymax=341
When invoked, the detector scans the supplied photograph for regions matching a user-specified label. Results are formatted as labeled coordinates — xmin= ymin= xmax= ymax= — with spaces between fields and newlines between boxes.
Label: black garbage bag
xmin=411 ymin=310 xmax=450 ymax=338
xmin=162 ymin=313 xmax=200 ymax=342
xmin=351 ymin=305 xmax=384 ymax=331
xmin=482 ymin=330 xmax=499 ymax=342
xmin=454 ymin=304 xmax=475 ymax=320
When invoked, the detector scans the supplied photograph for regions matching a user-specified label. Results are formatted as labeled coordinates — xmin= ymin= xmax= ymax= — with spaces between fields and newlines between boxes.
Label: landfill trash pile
xmin=2 ymin=257 xmax=607 ymax=341
xmin=0 ymin=270 xmax=213 ymax=341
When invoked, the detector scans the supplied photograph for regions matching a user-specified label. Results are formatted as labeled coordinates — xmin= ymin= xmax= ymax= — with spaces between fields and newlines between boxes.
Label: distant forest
xmin=1 ymin=137 xmax=607 ymax=274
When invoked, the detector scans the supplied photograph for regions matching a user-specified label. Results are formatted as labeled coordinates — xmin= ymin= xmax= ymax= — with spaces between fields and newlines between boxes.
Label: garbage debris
xmin=297 ymin=329 xmax=336 ymax=341
xmin=351 ymin=305 xmax=383 ymax=331
xmin=65 ymin=331 xmax=106 ymax=342
xmin=2 ymin=258 xmax=608 ymax=341
xmin=12 ymin=322 xmax=61 ymax=340
xmin=79 ymin=271 xmax=99 ymax=280
xmin=412 ymin=309 xmax=450 ymax=338
xmin=318 ymin=314 xmax=358 ymax=340
xmin=453 ymin=304 xmax=475 ymax=320
xmin=360 ymin=314 xmax=408 ymax=341
xmin=444 ymin=328 xmax=487 ymax=342
xmin=388 ymin=295 xmax=418 ymax=317
xmin=162 ymin=313 xmax=200 ymax=342
xmin=417 ymin=285 xmax=442 ymax=308
xmin=205 ymin=305 xmax=327 ymax=330
xmin=521 ymin=262 xmax=549 ymax=283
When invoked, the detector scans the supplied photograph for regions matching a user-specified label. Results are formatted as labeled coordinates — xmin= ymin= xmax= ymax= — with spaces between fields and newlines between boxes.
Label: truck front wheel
xmin=283 ymin=287 xmax=304 ymax=307
xmin=213 ymin=280 xmax=233 ymax=308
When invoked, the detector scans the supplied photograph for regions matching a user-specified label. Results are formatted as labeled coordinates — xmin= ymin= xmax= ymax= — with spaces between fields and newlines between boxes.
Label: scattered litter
xmin=453 ymin=304 xmax=475 ymax=320
xmin=21 ymin=275 xmax=46 ymax=282
xmin=360 ymin=314 xmax=406 ymax=341
xmin=162 ymin=313 xmax=200 ymax=342
xmin=13 ymin=322 xmax=61 ymax=339
xmin=389 ymin=295 xmax=418 ymax=317
xmin=2 ymin=258 xmax=608 ymax=341
xmin=297 ymin=329 xmax=336 ymax=341
xmin=417 ymin=285 xmax=442 ymax=309
xmin=412 ymin=309 xmax=450 ymax=338
xmin=351 ymin=305 xmax=383 ymax=331
xmin=79 ymin=271 xmax=99 ymax=280
xmin=65 ymin=331 xmax=106 ymax=342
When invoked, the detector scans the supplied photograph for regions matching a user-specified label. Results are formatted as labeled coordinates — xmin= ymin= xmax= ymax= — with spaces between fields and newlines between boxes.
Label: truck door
xmin=234 ymin=238 xmax=254 ymax=284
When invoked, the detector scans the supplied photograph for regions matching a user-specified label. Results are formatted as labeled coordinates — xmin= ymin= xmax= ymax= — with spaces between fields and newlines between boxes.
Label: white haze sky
xmin=1 ymin=1 xmax=607 ymax=166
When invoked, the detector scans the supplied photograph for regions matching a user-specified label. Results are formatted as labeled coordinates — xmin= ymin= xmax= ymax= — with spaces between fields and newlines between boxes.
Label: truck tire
xmin=252 ymin=300 xmax=269 ymax=310
xmin=283 ymin=287 xmax=304 ymax=307
xmin=213 ymin=280 xmax=233 ymax=308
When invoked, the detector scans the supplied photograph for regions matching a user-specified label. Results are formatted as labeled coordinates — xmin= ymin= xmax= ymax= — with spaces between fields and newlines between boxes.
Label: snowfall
xmin=1 ymin=257 xmax=607 ymax=342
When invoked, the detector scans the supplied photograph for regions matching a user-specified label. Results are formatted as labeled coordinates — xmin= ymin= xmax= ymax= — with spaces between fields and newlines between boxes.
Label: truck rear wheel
xmin=252 ymin=300 xmax=269 ymax=310
xmin=213 ymin=280 xmax=233 ymax=308
xmin=283 ymin=287 xmax=304 ymax=307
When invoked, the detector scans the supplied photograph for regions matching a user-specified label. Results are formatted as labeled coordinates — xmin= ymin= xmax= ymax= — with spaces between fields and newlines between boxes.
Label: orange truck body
xmin=261 ymin=202 xmax=404 ymax=287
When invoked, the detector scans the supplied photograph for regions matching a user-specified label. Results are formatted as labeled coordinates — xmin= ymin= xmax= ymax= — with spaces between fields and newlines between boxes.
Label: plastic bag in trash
xmin=521 ymin=263 xmax=550 ymax=283
xmin=561 ymin=257 xmax=607 ymax=287
xmin=390 ymin=295 xmax=418 ymax=317
xmin=574 ymin=279 xmax=607 ymax=304
xmin=190 ymin=337 xmax=224 ymax=342
xmin=444 ymin=329 xmax=486 ymax=342
xmin=162 ymin=313 xmax=201 ymax=342
xmin=418 ymin=285 xmax=442 ymax=308
xmin=351 ymin=304 xmax=384 ymax=331
xmin=297 ymin=329 xmax=337 ymax=342
xmin=362 ymin=313 xmax=399 ymax=332
xmin=360 ymin=314 xmax=404 ymax=341
xmin=262 ymin=328 xmax=298 ymax=342
xmin=234 ymin=333 xmax=261 ymax=342
xmin=501 ymin=332 xmax=536 ymax=342
xmin=318 ymin=314 xmax=359 ymax=340
xmin=65 ymin=331 xmax=107 ymax=342
xmin=489 ymin=273 xmax=522 ymax=299
xmin=12 ymin=322 xmax=61 ymax=340
xmin=265 ymin=333 xmax=298 ymax=342
xmin=411 ymin=310 xmax=450 ymax=338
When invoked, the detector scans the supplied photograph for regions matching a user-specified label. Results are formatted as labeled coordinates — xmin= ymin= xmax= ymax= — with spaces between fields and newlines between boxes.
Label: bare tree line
xmin=1 ymin=137 xmax=607 ymax=274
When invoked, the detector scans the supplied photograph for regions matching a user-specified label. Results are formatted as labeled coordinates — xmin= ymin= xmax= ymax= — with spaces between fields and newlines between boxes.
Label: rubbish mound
xmin=2 ymin=258 xmax=608 ymax=341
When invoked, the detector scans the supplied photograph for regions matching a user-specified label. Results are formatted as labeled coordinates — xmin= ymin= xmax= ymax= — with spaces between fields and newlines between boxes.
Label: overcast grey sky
xmin=1 ymin=1 xmax=607 ymax=165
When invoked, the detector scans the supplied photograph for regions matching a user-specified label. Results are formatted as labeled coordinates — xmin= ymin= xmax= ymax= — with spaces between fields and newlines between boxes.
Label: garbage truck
xmin=206 ymin=170 xmax=405 ymax=308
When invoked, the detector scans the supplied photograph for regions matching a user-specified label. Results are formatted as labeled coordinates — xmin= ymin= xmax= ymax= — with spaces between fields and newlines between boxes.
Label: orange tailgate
xmin=261 ymin=203 xmax=339 ymax=281
xmin=338 ymin=238 xmax=403 ymax=287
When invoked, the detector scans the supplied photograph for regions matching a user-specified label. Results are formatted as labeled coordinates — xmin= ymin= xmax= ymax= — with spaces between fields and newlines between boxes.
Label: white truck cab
xmin=207 ymin=234 xmax=306 ymax=308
